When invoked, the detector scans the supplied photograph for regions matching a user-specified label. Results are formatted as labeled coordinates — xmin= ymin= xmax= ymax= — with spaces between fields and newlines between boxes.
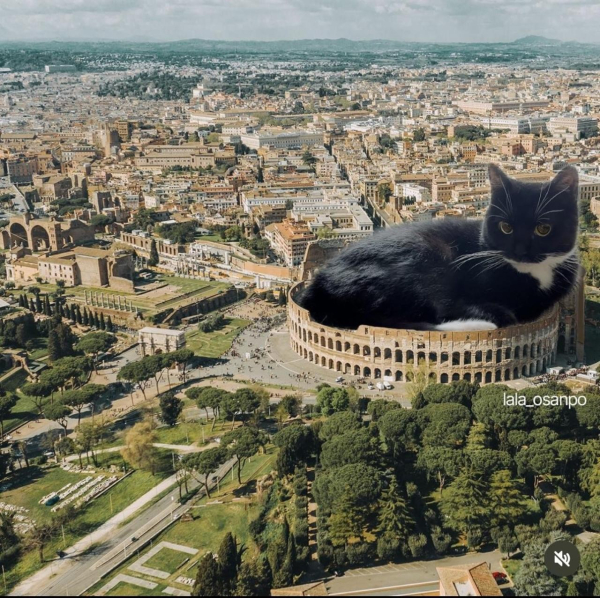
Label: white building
xmin=240 ymin=130 xmax=324 ymax=150
xmin=138 ymin=327 xmax=186 ymax=356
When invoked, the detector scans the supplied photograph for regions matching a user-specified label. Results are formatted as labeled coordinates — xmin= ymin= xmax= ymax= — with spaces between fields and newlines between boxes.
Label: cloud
xmin=0 ymin=0 xmax=599 ymax=42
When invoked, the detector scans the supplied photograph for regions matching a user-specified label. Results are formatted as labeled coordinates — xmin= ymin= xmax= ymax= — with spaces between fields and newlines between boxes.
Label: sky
xmin=0 ymin=0 xmax=599 ymax=44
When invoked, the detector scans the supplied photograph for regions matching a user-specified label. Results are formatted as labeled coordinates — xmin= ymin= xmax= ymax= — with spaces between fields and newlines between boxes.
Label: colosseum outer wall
xmin=288 ymin=283 xmax=559 ymax=385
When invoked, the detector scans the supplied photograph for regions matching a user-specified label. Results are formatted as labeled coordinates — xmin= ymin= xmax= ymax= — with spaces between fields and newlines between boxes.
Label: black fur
xmin=297 ymin=165 xmax=580 ymax=330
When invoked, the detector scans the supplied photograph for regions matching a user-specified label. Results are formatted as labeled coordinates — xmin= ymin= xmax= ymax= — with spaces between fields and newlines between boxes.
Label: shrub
xmin=377 ymin=534 xmax=402 ymax=562
xmin=466 ymin=529 xmax=483 ymax=550
xmin=408 ymin=534 xmax=428 ymax=558
xmin=345 ymin=542 xmax=375 ymax=567
xmin=431 ymin=527 xmax=452 ymax=555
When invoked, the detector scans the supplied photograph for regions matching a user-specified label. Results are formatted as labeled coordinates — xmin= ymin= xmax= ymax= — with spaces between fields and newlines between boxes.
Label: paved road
xmin=325 ymin=550 xmax=505 ymax=596
xmin=10 ymin=459 xmax=234 ymax=597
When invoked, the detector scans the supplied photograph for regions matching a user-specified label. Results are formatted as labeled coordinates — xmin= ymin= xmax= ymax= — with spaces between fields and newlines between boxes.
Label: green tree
xmin=513 ymin=541 xmax=564 ymax=596
xmin=76 ymin=331 xmax=115 ymax=372
xmin=440 ymin=469 xmax=490 ymax=536
xmin=44 ymin=403 xmax=71 ymax=436
xmin=221 ymin=426 xmax=267 ymax=485
xmin=159 ymin=391 xmax=183 ymax=426
xmin=0 ymin=392 xmax=17 ymax=439
xmin=193 ymin=553 xmax=222 ymax=596
xmin=148 ymin=239 xmax=159 ymax=266
xmin=183 ymin=447 xmax=228 ymax=499
xmin=489 ymin=469 xmax=529 ymax=528
xmin=316 ymin=386 xmax=351 ymax=416
xmin=417 ymin=446 xmax=464 ymax=498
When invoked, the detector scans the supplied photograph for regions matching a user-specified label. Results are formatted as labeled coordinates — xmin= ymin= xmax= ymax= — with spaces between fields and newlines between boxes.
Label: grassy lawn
xmin=159 ymin=276 xmax=230 ymax=296
xmin=28 ymin=337 xmax=49 ymax=360
xmin=144 ymin=547 xmax=192 ymax=574
xmin=501 ymin=557 xmax=522 ymax=580
xmin=185 ymin=318 xmax=250 ymax=358
xmin=1 ymin=369 xmax=36 ymax=432
xmin=0 ymin=464 xmax=174 ymax=592
xmin=153 ymin=420 xmax=234 ymax=446
xmin=87 ymin=447 xmax=277 ymax=596
xmin=106 ymin=582 xmax=165 ymax=596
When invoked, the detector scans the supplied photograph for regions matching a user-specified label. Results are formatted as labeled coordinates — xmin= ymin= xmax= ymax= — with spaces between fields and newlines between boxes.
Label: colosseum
xmin=288 ymin=282 xmax=561 ymax=385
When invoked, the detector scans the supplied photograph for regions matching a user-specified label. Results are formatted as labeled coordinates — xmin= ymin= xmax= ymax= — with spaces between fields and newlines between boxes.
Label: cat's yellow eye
xmin=535 ymin=224 xmax=552 ymax=237
xmin=499 ymin=222 xmax=513 ymax=234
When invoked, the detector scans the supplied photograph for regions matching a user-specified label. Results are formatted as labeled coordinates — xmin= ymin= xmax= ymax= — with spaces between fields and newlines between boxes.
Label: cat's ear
xmin=488 ymin=163 xmax=511 ymax=193
xmin=551 ymin=165 xmax=579 ymax=202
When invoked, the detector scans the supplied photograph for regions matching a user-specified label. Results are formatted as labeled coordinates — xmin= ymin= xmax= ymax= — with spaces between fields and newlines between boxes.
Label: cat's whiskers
xmin=537 ymin=209 xmax=564 ymax=221
xmin=535 ymin=187 xmax=565 ymax=218
xmin=498 ymin=176 xmax=514 ymax=214
xmin=534 ymin=181 xmax=548 ymax=218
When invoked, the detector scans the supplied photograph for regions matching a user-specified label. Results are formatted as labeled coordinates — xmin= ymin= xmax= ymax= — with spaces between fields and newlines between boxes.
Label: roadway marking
xmin=328 ymin=580 xmax=439 ymax=596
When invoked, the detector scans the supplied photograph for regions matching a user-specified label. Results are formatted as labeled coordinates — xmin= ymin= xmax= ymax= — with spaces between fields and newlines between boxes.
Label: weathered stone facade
xmin=288 ymin=282 xmax=560 ymax=384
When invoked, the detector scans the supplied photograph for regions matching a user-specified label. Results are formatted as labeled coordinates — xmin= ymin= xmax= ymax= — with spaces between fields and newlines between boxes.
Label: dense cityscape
xmin=0 ymin=32 xmax=600 ymax=597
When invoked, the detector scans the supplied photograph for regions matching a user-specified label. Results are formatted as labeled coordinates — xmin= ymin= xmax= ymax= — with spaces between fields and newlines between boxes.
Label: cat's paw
xmin=435 ymin=319 xmax=498 ymax=331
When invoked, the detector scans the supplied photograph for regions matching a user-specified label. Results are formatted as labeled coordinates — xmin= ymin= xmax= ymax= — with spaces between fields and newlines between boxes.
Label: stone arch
xmin=475 ymin=350 xmax=482 ymax=363
xmin=364 ymin=367 xmax=371 ymax=377
xmin=384 ymin=348 xmax=392 ymax=360
xmin=522 ymin=365 xmax=528 ymax=376
xmin=308 ymin=351 xmax=313 ymax=362
xmin=363 ymin=345 xmax=371 ymax=356
xmin=417 ymin=351 xmax=426 ymax=363
xmin=486 ymin=350 xmax=493 ymax=362
xmin=354 ymin=365 xmax=361 ymax=376
xmin=395 ymin=350 xmax=403 ymax=363
xmin=530 ymin=363 xmax=535 ymax=376
xmin=374 ymin=368 xmax=382 ymax=379
xmin=429 ymin=372 xmax=437 ymax=382
xmin=374 ymin=347 xmax=381 ymax=358
xmin=504 ymin=369 xmax=511 ymax=381
xmin=395 ymin=371 xmax=403 ymax=381
xmin=385 ymin=369 xmax=392 ymax=378
xmin=320 ymin=336 xmax=326 ymax=347
xmin=328 ymin=338 xmax=333 ymax=350
xmin=441 ymin=352 xmax=449 ymax=363
xmin=31 ymin=225 xmax=51 ymax=252
xmin=505 ymin=348 xmax=511 ymax=360
xmin=353 ymin=344 xmax=360 ymax=355
xmin=464 ymin=351 xmax=472 ymax=365
xmin=452 ymin=352 xmax=460 ymax=366
xmin=9 ymin=222 xmax=29 ymax=248
xmin=485 ymin=371 xmax=492 ymax=383
xmin=336 ymin=340 xmax=342 ymax=352
xmin=496 ymin=349 xmax=502 ymax=363
xmin=406 ymin=350 xmax=414 ymax=364
xmin=523 ymin=344 xmax=529 ymax=358
xmin=475 ymin=372 xmax=482 ymax=383
xmin=452 ymin=373 xmax=460 ymax=381
xmin=513 ymin=367 xmax=519 ymax=379
xmin=336 ymin=361 xmax=342 ymax=372
xmin=0 ymin=229 xmax=9 ymax=249
xmin=344 ymin=342 xmax=351 ymax=352
xmin=303 ymin=329 xmax=307 ymax=342
xmin=514 ymin=346 xmax=520 ymax=359
xmin=464 ymin=373 xmax=471 ymax=382
xmin=345 ymin=363 xmax=351 ymax=374
xmin=495 ymin=369 xmax=502 ymax=382
xmin=429 ymin=352 xmax=437 ymax=363
xmin=321 ymin=356 xmax=326 ymax=367
xmin=440 ymin=373 xmax=449 ymax=383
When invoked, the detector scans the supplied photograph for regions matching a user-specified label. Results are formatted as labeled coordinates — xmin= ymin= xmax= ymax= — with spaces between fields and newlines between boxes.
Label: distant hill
xmin=512 ymin=35 xmax=563 ymax=45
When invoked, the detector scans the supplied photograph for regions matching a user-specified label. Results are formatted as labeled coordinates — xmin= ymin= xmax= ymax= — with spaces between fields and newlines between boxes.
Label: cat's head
xmin=483 ymin=164 xmax=579 ymax=263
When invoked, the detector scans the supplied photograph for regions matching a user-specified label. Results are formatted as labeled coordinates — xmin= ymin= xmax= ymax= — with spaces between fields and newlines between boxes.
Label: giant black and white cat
xmin=297 ymin=164 xmax=580 ymax=331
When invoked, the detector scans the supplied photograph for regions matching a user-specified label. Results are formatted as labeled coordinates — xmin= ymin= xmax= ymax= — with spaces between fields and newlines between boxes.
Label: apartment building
xmin=240 ymin=131 xmax=324 ymax=150
xmin=264 ymin=219 xmax=316 ymax=267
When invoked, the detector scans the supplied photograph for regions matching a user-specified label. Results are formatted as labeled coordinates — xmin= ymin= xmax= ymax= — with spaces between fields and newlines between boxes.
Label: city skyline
xmin=1 ymin=0 xmax=600 ymax=45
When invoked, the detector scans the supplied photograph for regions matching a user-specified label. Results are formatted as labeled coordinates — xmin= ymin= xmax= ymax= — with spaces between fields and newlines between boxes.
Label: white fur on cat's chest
xmin=505 ymin=249 xmax=575 ymax=291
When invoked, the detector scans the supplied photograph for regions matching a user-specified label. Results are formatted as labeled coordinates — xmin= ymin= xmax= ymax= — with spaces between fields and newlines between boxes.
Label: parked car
xmin=492 ymin=572 xmax=508 ymax=585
